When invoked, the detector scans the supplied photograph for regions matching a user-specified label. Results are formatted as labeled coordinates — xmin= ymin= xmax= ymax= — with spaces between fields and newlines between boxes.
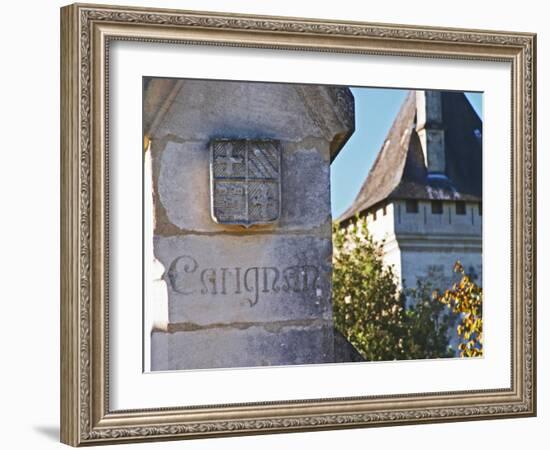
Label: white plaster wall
xmin=399 ymin=246 xmax=482 ymax=291
xmin=366 ymin=200 xmax=482 ymax=290
xmin=394 ymin=199 xmax=482 ymax=289
xmin=365 ymin=203 xmax=403 ymax=281
xmin=366 ymin=202 xmax=397 ymax=244
xmin=395 ymin=200 xmax=482 ymax=236
xmin=381 ymin=236 xmax=403 ymax=283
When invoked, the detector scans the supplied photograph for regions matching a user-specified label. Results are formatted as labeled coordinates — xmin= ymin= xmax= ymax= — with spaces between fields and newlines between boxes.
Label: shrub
xmin=332 ymin=217 xmax=454 ymax=361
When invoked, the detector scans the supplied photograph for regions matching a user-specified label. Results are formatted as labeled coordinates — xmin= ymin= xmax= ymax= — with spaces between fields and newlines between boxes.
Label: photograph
xmin=58 ymin=2 xmax=536 ymax=446
xmin=143 ymin=77 xmax=483 ymax=371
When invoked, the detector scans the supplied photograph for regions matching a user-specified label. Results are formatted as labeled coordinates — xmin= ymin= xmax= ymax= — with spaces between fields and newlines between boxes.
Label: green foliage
xmin=435 ymin=262 xmax=483 ymax=357
xmin=401 ymin=281 xmax=455 ymax=360
xmin=332 ymin=218 xmax=404 ymax=361
xmin=332 ymin=216 xmax=454 ymax=361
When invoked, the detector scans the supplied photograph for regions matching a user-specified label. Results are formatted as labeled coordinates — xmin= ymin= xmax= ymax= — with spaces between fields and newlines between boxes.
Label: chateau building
xmin=339 ymin=90 xmax=483 ymax=291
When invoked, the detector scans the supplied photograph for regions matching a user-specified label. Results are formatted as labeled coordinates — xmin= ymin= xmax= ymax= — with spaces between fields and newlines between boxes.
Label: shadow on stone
xmin=333 ymin=328 xmax=364 ymax=363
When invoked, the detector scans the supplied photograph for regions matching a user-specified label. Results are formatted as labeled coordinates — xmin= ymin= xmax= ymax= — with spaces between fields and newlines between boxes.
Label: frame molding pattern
xmin=86 ymin=403 xmax=530 ymax=441
xmin=60 ymin=3 xmax=536 ymax=446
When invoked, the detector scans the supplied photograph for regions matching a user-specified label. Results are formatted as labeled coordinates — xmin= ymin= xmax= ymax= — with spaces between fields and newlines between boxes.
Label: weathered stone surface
xmin=155 ymin=139 xmax=331 ymax=233
xmin=210 ymin=139 xmax=282 ymax=226
xmin=147 ymin=79 xmax=353 ymax=147
xmin=281 ymin=146 xmax=331 ymax=228
xmin=151 ymin=321 xmax=335 ymax=371
xmin=145 ymin=77 xmax=355 ymax=371
xmin=155 ymin=234 xmax=332 ymax=325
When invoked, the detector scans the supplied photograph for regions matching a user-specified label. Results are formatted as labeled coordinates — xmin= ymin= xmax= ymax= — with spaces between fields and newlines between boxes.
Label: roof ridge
xmin=337 ymin=91 xmax=416 ymax=222
xmin=337 ymin=89 xmax=483 ymax=223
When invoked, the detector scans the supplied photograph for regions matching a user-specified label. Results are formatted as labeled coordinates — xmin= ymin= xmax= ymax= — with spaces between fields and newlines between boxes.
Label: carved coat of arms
xmin=210 ymin=139 xmax=281 ymax=227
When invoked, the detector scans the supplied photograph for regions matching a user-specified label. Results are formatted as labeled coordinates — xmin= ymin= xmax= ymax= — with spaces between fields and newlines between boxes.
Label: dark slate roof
xmin=338 ymin=90 xmax=482 ymax=222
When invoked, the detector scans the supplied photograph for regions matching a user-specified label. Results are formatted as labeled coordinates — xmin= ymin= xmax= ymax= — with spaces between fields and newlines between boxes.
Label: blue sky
xmin=330 ymin=88 xmax=483 ymax=218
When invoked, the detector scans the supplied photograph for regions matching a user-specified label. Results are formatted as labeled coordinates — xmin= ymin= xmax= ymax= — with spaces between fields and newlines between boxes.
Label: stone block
xmin=149 ymin=79 xmax=353 ymax=146
xmin=154 ymin=234 xmax=332 ymax=326
xmin=153 ymin=140 xmax=331 ymax=233
xmin=151 ymin=320 xmax=335 ymax=371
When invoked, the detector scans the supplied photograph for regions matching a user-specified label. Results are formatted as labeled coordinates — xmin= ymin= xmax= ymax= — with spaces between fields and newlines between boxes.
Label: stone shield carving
xmin=210 ymin=139 xmax=281 ymax=226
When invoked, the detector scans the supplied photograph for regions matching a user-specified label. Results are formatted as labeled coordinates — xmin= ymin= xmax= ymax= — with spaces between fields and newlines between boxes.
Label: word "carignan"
xmin=166 ymin=255 xmax=321 ymax=306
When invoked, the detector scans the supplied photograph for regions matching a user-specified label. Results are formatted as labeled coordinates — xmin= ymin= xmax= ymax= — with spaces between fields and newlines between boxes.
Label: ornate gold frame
xmin=60 ymin=3 xmax=536 ymax=446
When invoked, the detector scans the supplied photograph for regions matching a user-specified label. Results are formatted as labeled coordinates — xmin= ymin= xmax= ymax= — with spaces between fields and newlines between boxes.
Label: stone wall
xmin=365 ymin=199 xmax=482 ymax=290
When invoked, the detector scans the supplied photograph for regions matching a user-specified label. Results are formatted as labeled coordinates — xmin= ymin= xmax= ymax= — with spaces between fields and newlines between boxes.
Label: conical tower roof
xmin=339 ymin=90 xmax=482 ymax=223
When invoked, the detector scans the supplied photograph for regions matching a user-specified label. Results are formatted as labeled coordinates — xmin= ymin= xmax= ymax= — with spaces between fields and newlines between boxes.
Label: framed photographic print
xmin=60 ymin=3 xmax=536 ymax=446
